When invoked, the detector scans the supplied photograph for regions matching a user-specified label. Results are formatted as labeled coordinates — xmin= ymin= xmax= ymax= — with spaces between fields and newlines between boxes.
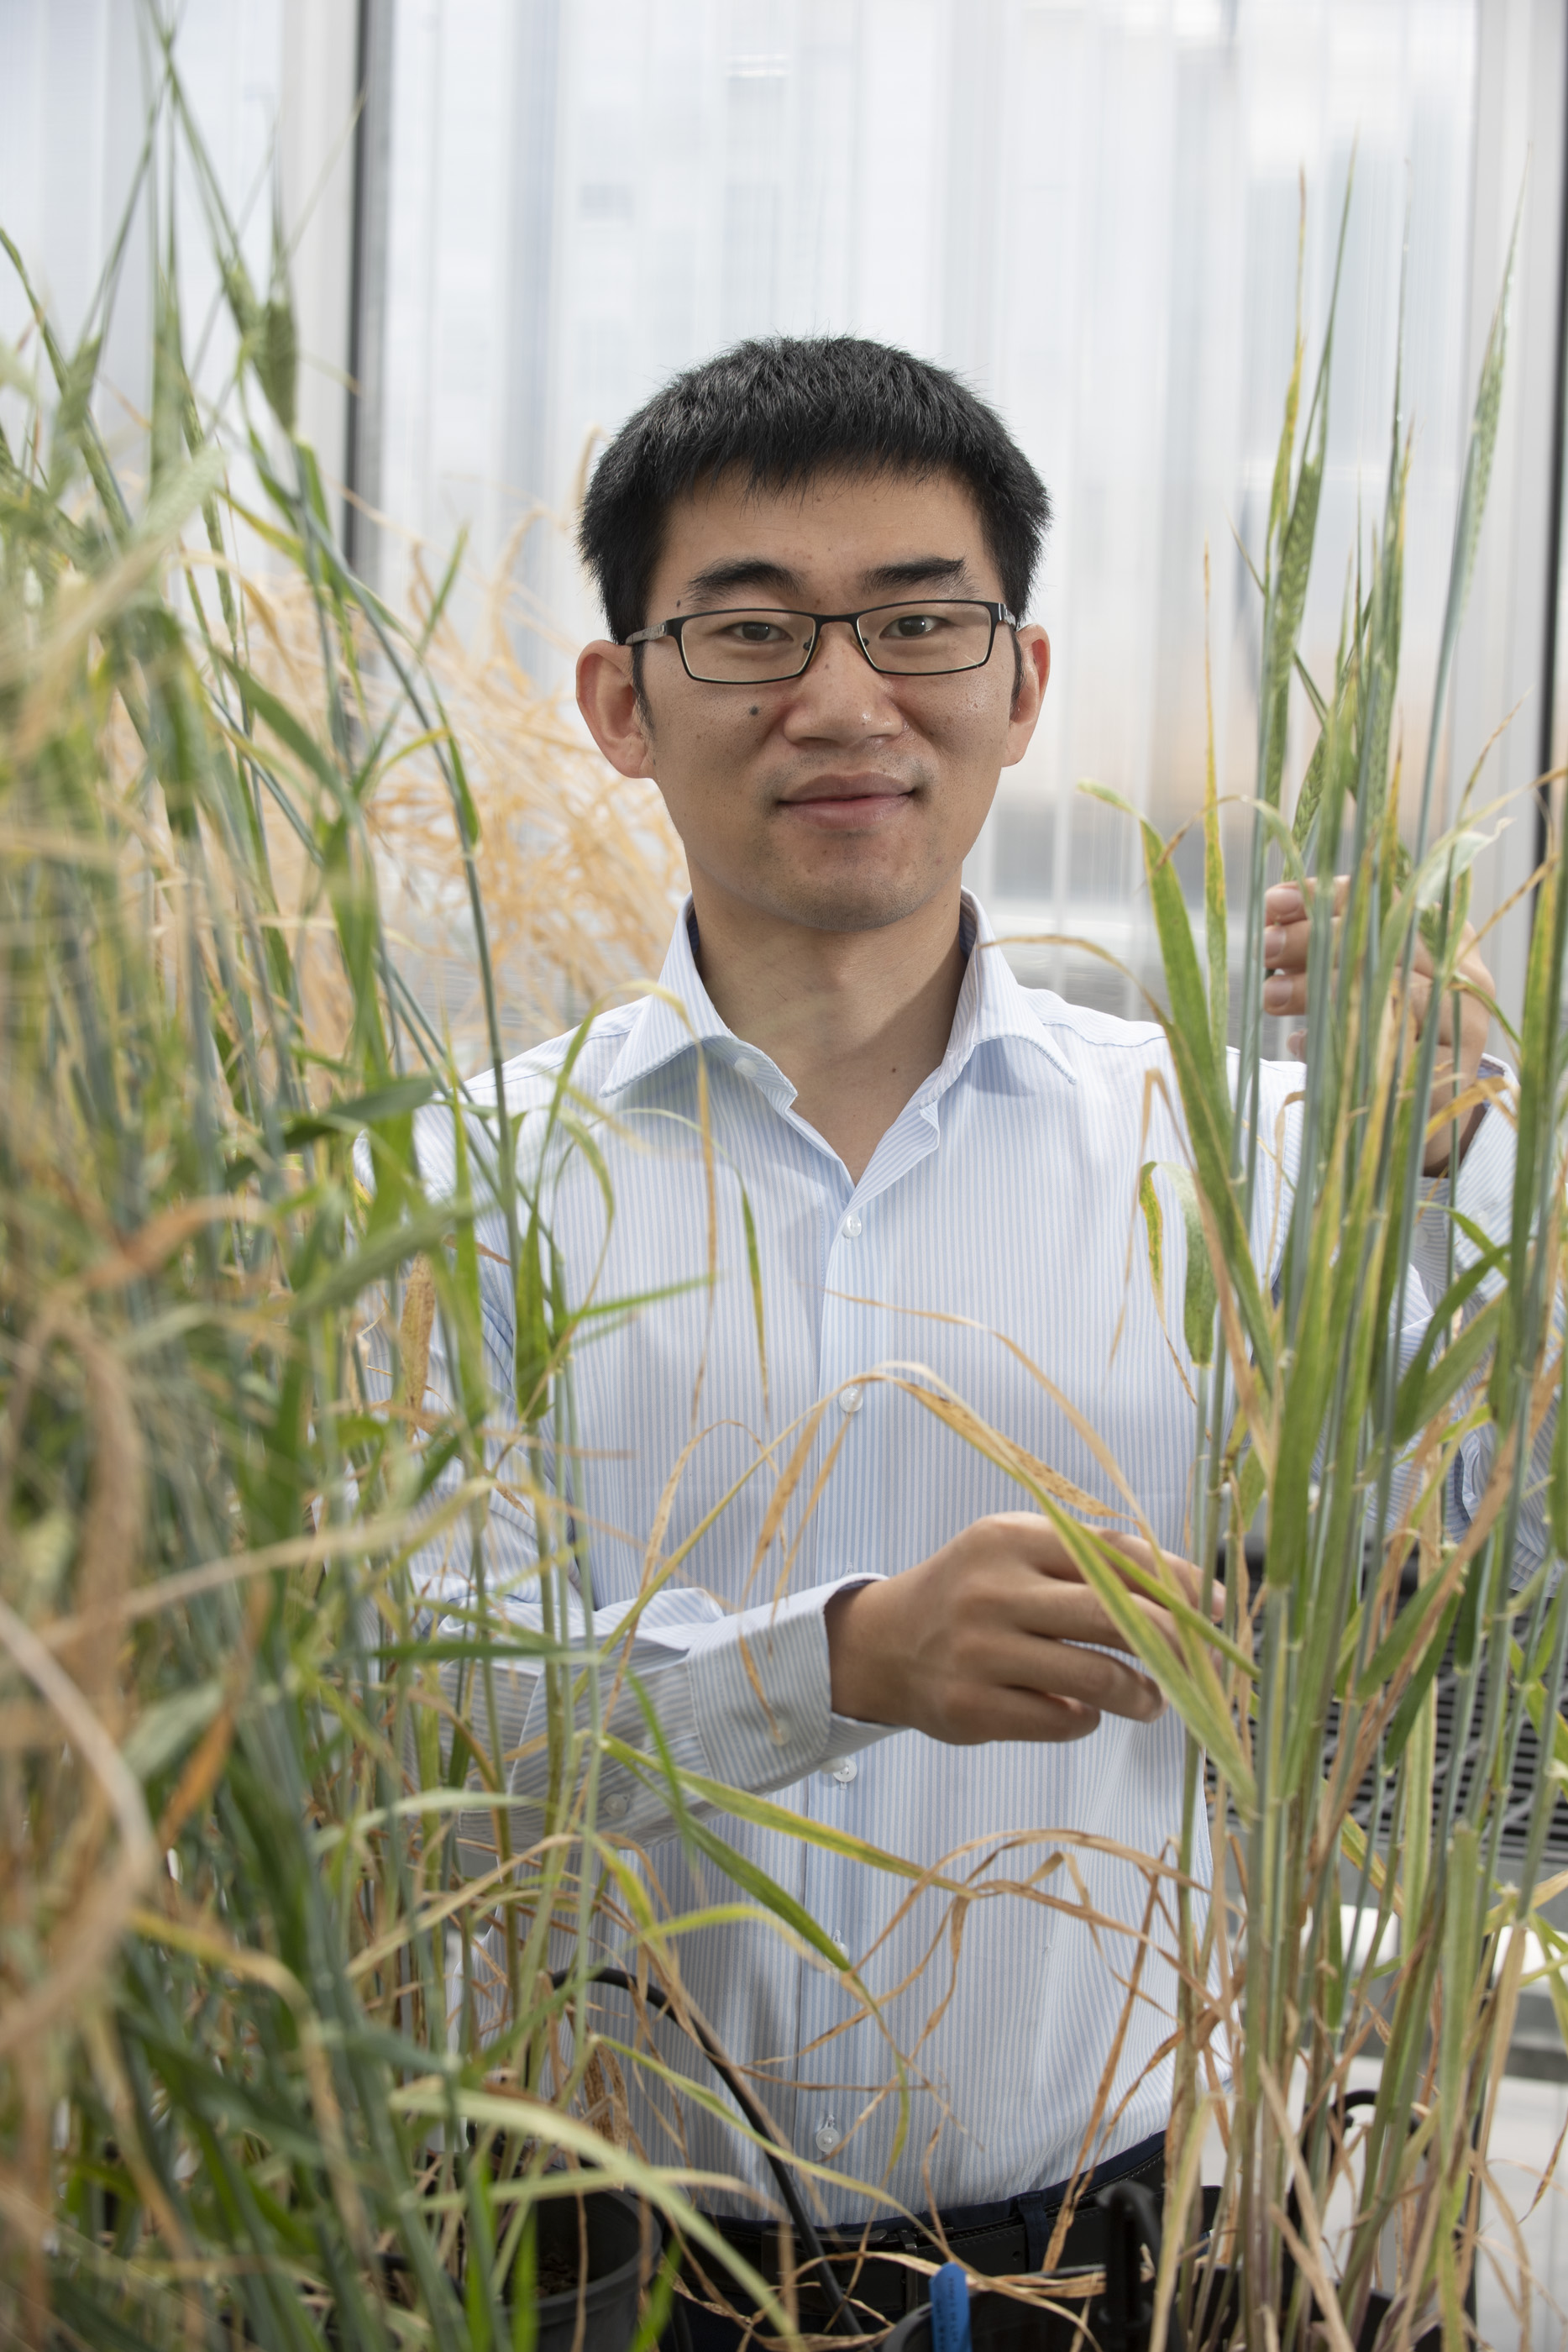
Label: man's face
xmin=577 ymin=467 xmax=1050 ymax=936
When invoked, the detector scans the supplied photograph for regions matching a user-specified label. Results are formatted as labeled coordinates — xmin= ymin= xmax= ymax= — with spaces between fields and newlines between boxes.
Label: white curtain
xmin=0 ymin=0 xmax=356 ymax=525
xmin=376 ymin=0 xmax=1481 ymax=1011
xmin=12 ymin=1 xmax=1559 ymax=1021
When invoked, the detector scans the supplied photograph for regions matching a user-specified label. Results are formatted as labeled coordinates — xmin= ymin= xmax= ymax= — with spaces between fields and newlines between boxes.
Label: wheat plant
xmin=0 ymin=24 xmax=884 ymax=2348
xmin=1006 ymin=185 xmax=1568 ymax=2349
xmin=7 ymin=23 xmax=1565 ymax=2351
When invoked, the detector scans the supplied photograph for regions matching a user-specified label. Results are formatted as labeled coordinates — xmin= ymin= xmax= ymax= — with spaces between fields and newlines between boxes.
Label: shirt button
xmin=814 ymin=2117 xmax=840 ymax=2155
xmin=831 ymin=1930 xmax=848 ymax=1960
xmin=770 ymin=1711 xmax=792 ymax=1746
xmin=838 ymin=1384 xmax=863 ymax=1415
xmin=841 ymin=1212 xmax=863 ymax=1239
xmin=833 ymin=1756 xmax=858 ymax=1785
xmin=601 ymin=1792 xmax=629 ymax=1822
xmin=736 ymin=1055 xmax=765 ymax=1084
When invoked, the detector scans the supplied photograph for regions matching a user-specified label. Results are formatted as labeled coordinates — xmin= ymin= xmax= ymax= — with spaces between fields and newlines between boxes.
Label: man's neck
xmin=689 ymin=880 xmax=970 ymax=1184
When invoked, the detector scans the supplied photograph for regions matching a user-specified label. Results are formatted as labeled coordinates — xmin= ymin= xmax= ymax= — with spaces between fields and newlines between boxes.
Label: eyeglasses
xmin=624 ymin=598 xmax=1016 ymax=684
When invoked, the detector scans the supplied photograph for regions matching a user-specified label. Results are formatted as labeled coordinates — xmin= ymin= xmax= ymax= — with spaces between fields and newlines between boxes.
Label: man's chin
xmin=749 ymin=870 xmax=952 ymax=935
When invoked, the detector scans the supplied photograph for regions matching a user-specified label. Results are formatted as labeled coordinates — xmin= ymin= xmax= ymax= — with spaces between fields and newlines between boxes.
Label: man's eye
xmin=887 ymin=612 xmax=943 ymax=638
xmin=729 ymin=621 xmax=787 ymax=643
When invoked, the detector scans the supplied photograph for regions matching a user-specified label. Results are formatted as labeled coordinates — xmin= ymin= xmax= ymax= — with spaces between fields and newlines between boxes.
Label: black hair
xmin=578 ymin=335 xmax=1051 ymax=644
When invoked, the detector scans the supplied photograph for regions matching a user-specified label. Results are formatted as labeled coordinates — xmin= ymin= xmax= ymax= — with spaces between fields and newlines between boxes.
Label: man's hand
xmin=824 ymin=1513 xmax=1205 ymax=1745
xmin=1261 ymin=879 xmax=1494 ymax=1175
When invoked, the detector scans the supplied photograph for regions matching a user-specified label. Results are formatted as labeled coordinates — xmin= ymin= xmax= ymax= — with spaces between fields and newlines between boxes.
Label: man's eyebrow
xmin=681 ymin=558 xmax=802 ymax=606
xmin=858 ymin=555 xmax=973 ymax=595
xmin=679 ymin=552 xmax=976 ymax=607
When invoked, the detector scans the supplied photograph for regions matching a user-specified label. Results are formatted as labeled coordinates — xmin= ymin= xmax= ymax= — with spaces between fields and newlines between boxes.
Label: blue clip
xmin=929 ymin=2261 xmax=972 ymax=2352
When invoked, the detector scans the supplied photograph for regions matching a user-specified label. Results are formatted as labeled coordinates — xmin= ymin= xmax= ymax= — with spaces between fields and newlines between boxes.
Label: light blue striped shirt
xmin=404 ymin=894 xmax=1518 ymax=2223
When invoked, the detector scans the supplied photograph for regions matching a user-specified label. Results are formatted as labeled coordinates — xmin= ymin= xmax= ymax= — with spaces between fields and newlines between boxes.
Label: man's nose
xmin=781 ymin=619 xmax=900 ymax=735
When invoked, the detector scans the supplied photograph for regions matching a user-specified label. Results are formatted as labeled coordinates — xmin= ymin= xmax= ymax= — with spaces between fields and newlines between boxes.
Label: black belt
xmin=692 ymin=2130 xmax=1168 ymax=2326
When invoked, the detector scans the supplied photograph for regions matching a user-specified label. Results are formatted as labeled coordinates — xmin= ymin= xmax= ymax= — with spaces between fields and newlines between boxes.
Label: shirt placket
xmin=793 ymin=1180 xmax=869 ymax=2171
xmin=788 ymin=1089 xmax=949 ymax=2180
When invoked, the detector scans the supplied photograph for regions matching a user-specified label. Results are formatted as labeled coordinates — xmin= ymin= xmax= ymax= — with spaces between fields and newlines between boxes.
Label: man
xmin=409 ymin=338 xmax=1510 ymax=2319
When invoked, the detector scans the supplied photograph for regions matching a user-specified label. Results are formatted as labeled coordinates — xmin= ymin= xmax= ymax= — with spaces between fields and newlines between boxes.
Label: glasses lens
xmin=859 ymin=601 xmax=994 ymax=674
xmin=680 ymin=609 xmax=815 ymax=681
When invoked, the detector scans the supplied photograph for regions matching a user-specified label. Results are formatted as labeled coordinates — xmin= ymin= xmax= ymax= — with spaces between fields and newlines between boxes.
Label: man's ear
xmin=577 ymin=640 xmax=656 ymax=779
xmin=1003 ymin=626 xmax=1051 ymax=763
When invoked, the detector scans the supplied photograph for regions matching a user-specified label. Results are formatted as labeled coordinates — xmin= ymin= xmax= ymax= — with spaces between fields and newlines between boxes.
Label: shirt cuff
xmin=686 ymin=1574 xmax=894 ymax=1792
xmin=823 ymin=1709 xmax=899 ymax=1759
xmin=453 ymin=1575 xmax=900 ymax=1862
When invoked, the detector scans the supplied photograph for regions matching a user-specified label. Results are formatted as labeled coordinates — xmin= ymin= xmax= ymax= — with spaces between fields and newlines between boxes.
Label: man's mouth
xmin=777 ymin=774 xmax=915 ymax=829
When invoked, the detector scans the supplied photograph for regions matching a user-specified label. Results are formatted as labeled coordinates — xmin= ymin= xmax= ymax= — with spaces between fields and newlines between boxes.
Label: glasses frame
xmin=624 ymin=598 xmax=1018 ymax=683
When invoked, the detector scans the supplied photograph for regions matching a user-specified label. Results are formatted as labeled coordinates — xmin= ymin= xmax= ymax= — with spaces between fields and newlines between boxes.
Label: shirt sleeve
xmin=380 ymin=1105 xmax=899 ymax=1861
xmin=446 ymin=1576 xmax=894 ymax=1872
xmin=1405 ymin=1059 xmax=1555 ymax=1585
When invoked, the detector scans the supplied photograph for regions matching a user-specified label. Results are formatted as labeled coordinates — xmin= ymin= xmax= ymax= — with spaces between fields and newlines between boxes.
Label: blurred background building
xmin=3 ymin=0 xmax=1566 ymax=1026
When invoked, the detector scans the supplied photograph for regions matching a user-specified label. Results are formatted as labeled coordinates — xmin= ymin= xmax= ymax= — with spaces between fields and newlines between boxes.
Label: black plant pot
xmin=882 ymin=2281 xmax=1447 ymax=2352
xmin=880 ymin=2181 xmax=1452 ymax=2352
xmin=880 ymin=2184 xmax=1166 ymax=2352
xmin=322 ymin=2187 xmax=651 ymax=2352
xmin=884 ymin=2286 xmax=1109 ymax=2352
xmin=529 ymin=2187 xmax=650 ymax=2352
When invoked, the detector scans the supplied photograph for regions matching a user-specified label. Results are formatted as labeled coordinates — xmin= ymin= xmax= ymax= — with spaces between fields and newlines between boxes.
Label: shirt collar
xmin=600 ymin=901 xmax=732 ymax=1095
xmin=600 ymin=891 xmax=1076 ymax=1097
xmin=943 ymin=893 xmax=1078 ymax=1088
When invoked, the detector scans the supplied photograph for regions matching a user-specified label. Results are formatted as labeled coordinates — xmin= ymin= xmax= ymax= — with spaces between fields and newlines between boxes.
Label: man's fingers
xmin=1263 ymin=876 xmax=1350 ymax=922
xmin=985 ymin=1633 xmax=1165 ymax=1723
xmin=832 ymin=1513 xmax=1207 ymax=1747
xmin=1006 ymin=1581 xmax=1174 ymax=1652
xmin=1262 ymin=879 xmax=1492 ymax=1005
xmin=1101 ymin=1530 xmax=1217 ymax=1617
xmin=1264 ymin=947 xmax=1485 ymax=1057
xmin=936 ymin=1688 xmax=1104 ymax=1746
xmin=1262 ymin=877 xmax=1348 ymax=974
xmin=1000 ymin=1554 xmax=1207 ymax=1683
xmin=989 ymin=1514 xmax=1212 ymax=1618
xmin=1262 ymin=964 xmax=1307 ymax=1016
xmin=1252 ymin=904 xmax=1491 ymax=1169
